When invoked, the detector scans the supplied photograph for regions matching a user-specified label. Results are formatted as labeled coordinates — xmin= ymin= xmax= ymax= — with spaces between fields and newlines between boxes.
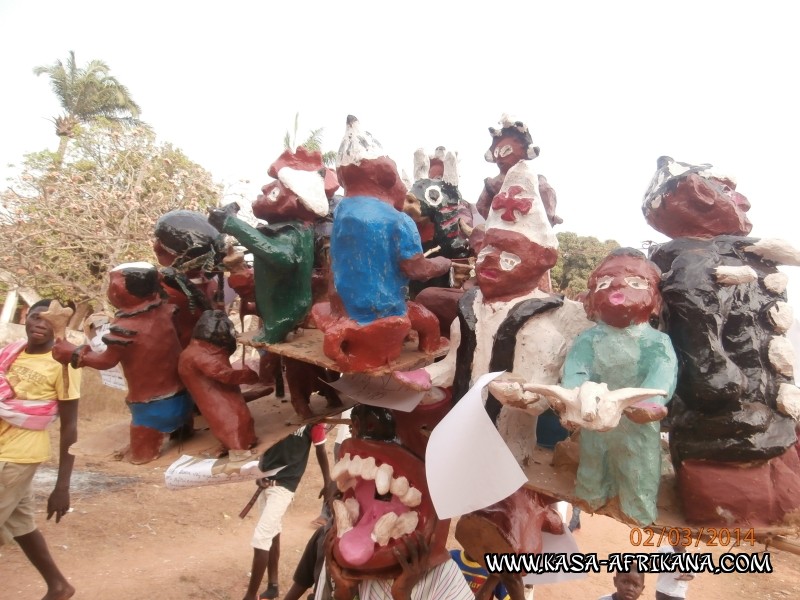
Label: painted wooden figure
xmin=325 ymin=401 xmax=461 ymax=599
xmin=153 ymin=209 xmax=226 ymax=347
xmin=178 ymin=310 xmax=258 ymax=459
xmin=518 ymin=249 xmax=678 ymax=525
xmin=312 ymin=116 xmax=450 ymax=372
xmin=643 ymin=156 xmax=800 ymax=525
xmin=397 ymin=159 xmax=590 ymax=464
xmin=209 ymin=147 xmax=336 ymax=345
xmin=475 ymin=114 xmax=561 ymax=229
xmin=52 ymin=263 xmax=191 ymax=464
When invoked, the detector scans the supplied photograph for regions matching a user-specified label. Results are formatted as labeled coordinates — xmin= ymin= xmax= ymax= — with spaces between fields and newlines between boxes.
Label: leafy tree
xmin=0 ymin=123 xmax=221 ymax=312
xmin=34 ymin=51 xmax=141 ymax=167
xmin=283 ymin=112 xmax=337 ymax=167
xmin=551 ymin=232 xmax=620 ymax=298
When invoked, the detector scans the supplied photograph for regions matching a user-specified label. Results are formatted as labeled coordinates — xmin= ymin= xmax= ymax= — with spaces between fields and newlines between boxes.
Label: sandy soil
xmin=2 ymin=407 xmax=799 ymax=600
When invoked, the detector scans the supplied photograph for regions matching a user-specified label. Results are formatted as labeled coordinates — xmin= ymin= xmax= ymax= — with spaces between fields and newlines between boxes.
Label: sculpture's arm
xmin=220 ymin=216 xmax=300 ymax=269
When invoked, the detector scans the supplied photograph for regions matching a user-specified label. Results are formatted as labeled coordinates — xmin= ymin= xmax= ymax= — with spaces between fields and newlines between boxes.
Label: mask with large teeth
xmin=328 ymin=399 xmax=451 ymax=578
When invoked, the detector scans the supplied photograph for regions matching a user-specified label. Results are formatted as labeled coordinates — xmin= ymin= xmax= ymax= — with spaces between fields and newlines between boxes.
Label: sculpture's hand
xmin=392 ymin=368 xmax=432 ymax=391
xmin=745 ymin=238 xmax=800 ymax=266
xmin=208 ymin=202 xmax=240 ymax=231
xmin=51 ymin=339 xmax=78 ymax=365
xmin=623 ymin=400 xmax=668 ymax=424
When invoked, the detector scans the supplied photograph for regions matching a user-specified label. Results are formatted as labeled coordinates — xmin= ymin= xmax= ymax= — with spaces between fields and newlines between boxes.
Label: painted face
xmin=613 ymin=572 xmax=645 ymax=600
xmin=490 ymin=134 xmax=528 ymax=172
xmin=405 ymin=179 xmax=470 ymax=258
xmin=644 ymin=169 xmax=753 ymax=239
xmin=253 ymin=180 xmax=318 ymax=223
xmin=25 ymin=307 xmax=55 ymax=346
xmin=328 ymin=400 xmax=451 ymax=579
xmin=476 ymin=229 xmax=557 ymax=301
xmin=587 ymin=255 xmax=660 ymax=328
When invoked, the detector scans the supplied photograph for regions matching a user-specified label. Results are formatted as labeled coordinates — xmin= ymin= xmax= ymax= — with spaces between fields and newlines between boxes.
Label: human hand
xmin=47 ymin=488 xmax=70 ymax=523
xmin=390 ymin=531 xmax=431 ymax=600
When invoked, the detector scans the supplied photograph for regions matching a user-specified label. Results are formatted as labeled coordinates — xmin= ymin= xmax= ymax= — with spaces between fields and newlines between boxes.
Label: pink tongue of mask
xmin=337 ymin=478 xmax=410 ymax=565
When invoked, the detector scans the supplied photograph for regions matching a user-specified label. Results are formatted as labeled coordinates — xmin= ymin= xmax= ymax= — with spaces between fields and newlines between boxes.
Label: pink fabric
xmin=0 ymin=340 xmax=26 ymax=400
xmin=0 ymin=339 xmax=59 ymax=430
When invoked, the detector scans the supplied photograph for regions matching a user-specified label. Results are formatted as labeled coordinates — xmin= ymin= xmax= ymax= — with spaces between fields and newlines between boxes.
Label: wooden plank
xmin=239 ymin=328 xmax=448 ymax=375
xmin=71 ymin=391 xmax=356 ymax=467
xmin=520 ymin=445 xmax=800 ymax=539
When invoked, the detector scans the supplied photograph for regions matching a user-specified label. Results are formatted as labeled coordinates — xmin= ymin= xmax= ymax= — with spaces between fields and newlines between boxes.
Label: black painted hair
xmin=121 ymin=267 xmax=160 ymax=298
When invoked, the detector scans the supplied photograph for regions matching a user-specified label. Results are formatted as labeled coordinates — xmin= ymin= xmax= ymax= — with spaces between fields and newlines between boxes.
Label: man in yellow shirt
xmin=0 ymin=299 xmax=81 ymax=600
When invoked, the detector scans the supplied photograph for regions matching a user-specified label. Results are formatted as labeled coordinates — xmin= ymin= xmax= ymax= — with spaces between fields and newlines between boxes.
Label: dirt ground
xmin=3 ymin=404 xmax=799 ymax=600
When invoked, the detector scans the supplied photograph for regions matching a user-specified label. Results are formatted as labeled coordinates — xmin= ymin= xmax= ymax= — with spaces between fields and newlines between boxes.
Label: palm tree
xmin=34 ymin=51 xmax=141 ymax=167
xmin=284 ymin=113 xmax=337 ymax=167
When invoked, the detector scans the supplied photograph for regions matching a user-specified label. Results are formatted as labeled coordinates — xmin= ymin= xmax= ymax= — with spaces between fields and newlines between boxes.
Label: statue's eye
xmin=499 ymin=251 xmax=521 ymax=271
xmin=424 ymin=185 xmax=443 ymax=207
xmin=476 ymin=245 xmax=495 ymax=264
xmin=498 ymin=145 xmax=513 ymax=158
xmin=625 ymin=276 xmax=650 ymax=290
xmin=595 ymin=276 xmax=614 ymax=291
xmin=267 ymin=187 xmax=280 ymax=202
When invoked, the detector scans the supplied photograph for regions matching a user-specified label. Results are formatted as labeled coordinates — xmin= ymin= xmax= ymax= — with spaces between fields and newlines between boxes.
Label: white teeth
xmin=371 ymin=512 xmax=398 ymax=546
xmin=360 ymin=456 xmax=378 ymax=481
xmin=333 ymin=499 xmax=353 ymax=537
xmin=348 ymin=455 xmax=364 ymax=478
xmin=400 ymin=487 xmax=422 ymax=507
xmin=337 ymin=476 xmax=356 ymax=492
xmin=389 ymin=476 xmax=409 ymax=497
xmin=390 ymin=511 xmax=419 ymax=539
xmin=344 ymin=497 xmax=360 ymax=523
xmin=331 ymin=454 xmax=351 ymax=481
xmin=375 ymin=463 xmax=394 ymax=495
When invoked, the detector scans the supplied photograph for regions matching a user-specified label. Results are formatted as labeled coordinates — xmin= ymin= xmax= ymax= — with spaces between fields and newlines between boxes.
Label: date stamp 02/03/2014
xmin=629 ymin=526 xmax=757 ymax=548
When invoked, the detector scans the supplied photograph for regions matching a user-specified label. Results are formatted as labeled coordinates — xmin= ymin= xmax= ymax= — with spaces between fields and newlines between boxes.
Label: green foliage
xmin=34 ymin=51 xmax=141 ymax=165
xmin=551 ymin=232 xmax=620 ymax=298
xmin=283 ymin=113 xmax=337 ymax=167
xmin=0 ymin=124 xmax=221 ymax=310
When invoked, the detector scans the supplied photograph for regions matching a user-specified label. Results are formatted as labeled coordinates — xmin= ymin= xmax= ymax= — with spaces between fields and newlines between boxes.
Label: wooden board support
xmin=71 ymin=391 xmax=357 ymax=468
xmin=521 ymin=444 xmax=800 ymax=545
xmin=238 ymin=328 xmax=448 ymax=375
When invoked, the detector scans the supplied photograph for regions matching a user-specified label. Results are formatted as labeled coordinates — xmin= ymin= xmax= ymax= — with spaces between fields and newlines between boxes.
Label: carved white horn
xmin=443 ymin=151 xmax=459 ymax=186
xmin=413 ymin=148 xmax=429 ymax=181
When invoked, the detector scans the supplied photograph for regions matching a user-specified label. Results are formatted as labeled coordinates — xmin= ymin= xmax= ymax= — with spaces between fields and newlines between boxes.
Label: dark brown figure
xmin=644 ymin=156 xmax=800 ymax=525
xmin=153 ymin=210 xmax=225 ymax=347
xmin=52 ymin=263 xmax=190 ymax=464
xmin=178 ymin=310 xmax=258 ymax=458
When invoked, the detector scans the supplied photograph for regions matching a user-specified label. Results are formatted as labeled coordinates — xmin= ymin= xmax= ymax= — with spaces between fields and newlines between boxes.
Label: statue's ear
xmin=374 ymin=161 xmax=398 ymax=190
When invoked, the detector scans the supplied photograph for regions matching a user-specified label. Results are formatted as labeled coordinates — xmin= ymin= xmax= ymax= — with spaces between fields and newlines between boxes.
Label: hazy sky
xmin=1 ymin=1 xmax=798 ymax=258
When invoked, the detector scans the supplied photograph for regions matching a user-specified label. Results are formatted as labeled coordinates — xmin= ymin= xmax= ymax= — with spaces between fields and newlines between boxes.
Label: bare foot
xmin=43 ymin=582 xmax=75 ymax=600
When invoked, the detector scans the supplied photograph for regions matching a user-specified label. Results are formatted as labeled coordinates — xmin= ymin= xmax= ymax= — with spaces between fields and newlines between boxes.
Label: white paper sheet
xmin=164 ymin=454 xmax=284 ymax=490
xmin=521 ymin=529 xmax=588 ymax=585
xmin=425 ymin=371 xmax=528 ymax=518
xmin=328 ymin=373 xmax=425 ymax=412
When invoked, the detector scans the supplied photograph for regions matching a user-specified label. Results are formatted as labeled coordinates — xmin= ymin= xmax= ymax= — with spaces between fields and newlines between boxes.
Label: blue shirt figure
xmin=331 ymin=196 xmax=423 ymax=324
